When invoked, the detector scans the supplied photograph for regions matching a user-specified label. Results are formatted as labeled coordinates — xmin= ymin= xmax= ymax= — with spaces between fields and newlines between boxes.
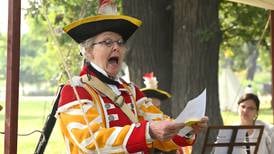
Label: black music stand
xmin=202 ymin=125 xmax=264 ymax=154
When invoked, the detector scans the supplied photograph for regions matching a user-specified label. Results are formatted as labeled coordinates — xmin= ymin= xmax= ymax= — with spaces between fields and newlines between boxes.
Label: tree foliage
xmin=219 ymin=1 xmax=270 ymax=73
xmin=21 ymin=0 xmax=272 ymax=87
xmin=20 ymin=33 xmax=45 ymax=84
xmin=0 ymin=0 xmax=270 ymax=153
xmin=24 ymin=0 xmax=100 ymax=84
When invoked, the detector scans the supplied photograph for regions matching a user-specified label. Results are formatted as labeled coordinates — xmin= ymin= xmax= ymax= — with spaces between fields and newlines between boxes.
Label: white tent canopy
xmin=219 ymin=68 xmax=244 ymax=112
xmin=227 ymin=0 xmax=274 ymax=10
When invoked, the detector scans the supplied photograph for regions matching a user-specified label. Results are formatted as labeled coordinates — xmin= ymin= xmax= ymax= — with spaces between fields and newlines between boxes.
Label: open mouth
xmin=108 ymin=56 xmax=119 ymax=65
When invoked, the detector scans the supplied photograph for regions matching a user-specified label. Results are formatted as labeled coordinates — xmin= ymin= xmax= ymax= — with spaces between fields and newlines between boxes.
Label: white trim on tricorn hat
xmin=141 ymin=72 xmax=171 ymax=101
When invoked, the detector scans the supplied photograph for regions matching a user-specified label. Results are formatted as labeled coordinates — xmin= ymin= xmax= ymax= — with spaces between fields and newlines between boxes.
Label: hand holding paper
xmin=175 ymin=89 xmax=207 ymax=136
xmin=149 ymin=120 xmax=186 ymax=141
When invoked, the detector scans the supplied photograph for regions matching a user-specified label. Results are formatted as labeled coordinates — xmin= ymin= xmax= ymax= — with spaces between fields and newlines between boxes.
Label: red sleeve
xmin=126 ymin=120 xmax=149 ymax=153
xmin=134 ymin=85 xmax=145 ymax=100
xmin=58 ymin=84 xmax=92 ymax=107
xmin=172 ymin=135 xmax=196 ymax=146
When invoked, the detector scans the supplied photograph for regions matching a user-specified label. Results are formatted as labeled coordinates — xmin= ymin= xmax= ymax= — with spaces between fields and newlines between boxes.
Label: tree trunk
xmin=172 ymin=0 xmax=223 ymax=153
xmin=246 ymin=42 xmax=258 ymax=81
xmin=123 ymin=0 xmax=173 ymax=115
xmin=123 ymin=0 xmax=224 ymax=153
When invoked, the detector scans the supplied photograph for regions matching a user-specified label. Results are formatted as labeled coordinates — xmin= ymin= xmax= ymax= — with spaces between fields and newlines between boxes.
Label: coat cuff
xmin=126 ymin=121 xmax=150 ymax=153
xmin=146 ymin=121 xmax=154 ymax=144
xmin=172 ymin=134 xmax=196 ymax=146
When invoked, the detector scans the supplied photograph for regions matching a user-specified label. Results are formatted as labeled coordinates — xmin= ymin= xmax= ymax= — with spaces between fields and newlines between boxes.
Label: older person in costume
xmin=57 ymin=0 xmax=208 ymax=153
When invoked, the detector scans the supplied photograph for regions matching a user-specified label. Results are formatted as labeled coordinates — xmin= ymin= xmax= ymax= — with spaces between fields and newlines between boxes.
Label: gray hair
xmin=79 ymin=37 xmax=96 ymax=58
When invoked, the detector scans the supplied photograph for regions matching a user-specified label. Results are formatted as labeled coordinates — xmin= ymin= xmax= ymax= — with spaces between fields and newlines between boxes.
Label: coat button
xmin=108 ymin=115 xmax=115 ymax=121
xmin=130 ymin=103 xmax=134 ymax=109
xmin=105 ymin=104 xmax=111 ymax=109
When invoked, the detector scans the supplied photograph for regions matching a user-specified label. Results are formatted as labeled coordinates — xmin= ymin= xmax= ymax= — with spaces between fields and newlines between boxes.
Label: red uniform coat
xmin=57 ymin=64 xmax=195 ymax=154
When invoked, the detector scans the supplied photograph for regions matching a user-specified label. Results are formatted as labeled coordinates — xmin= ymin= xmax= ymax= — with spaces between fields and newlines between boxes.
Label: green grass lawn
xmin=0 ymin=97 xmax=273 ymax=153
xmin=0 ymin=97 xmax=65 ymax=154
xmin=222 ymin=101 xmax=273 ymax=125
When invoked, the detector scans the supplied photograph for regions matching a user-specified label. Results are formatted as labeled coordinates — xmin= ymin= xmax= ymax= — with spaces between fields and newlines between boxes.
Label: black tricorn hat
xmin=141 ymin=72 xmax=171 ymax=101
xmin=63 ymin=15 xmax=142 ymax=44
xmin=141 ymin=88 xmax=171 ymax=101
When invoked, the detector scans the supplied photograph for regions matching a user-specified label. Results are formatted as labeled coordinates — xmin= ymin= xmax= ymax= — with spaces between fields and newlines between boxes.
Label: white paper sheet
xmin=175 ymin=88 xmax=207 ymax=124
xmin=175 ymin=89 xmax=207 ymax=136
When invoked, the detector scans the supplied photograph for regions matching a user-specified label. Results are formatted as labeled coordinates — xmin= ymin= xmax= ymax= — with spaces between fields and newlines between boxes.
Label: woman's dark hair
xmin=237 ymin=93 xmax=260 ymax=110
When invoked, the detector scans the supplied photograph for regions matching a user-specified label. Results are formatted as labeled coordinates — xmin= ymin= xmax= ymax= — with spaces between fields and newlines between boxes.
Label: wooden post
xmin=5 ymin=0 xmax=21 ymax=153
xmin=271 ymin=10 xmax=274 ymax=124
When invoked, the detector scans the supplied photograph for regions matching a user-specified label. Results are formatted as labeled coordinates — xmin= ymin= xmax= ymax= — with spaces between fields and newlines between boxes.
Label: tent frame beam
xmin=271 ymin=11 xmax=274 ymax=124
xmin=5 ymin=0 xmax=21 ymax=153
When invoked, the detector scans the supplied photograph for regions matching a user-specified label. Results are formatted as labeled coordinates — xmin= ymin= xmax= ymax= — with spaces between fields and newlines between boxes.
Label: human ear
xmin=85 ymin=49 xmax=94 ymax=60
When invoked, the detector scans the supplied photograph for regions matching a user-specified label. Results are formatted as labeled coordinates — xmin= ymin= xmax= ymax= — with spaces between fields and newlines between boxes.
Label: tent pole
xmin=271 ymin=10 xmax=274 ymax=124
xmin=5 ymin=0 xmax=21 ymax=153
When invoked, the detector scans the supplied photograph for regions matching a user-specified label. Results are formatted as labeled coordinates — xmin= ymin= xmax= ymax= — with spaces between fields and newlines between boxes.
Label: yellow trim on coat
xmin=83 ymin=83 xmax=107 ymax=128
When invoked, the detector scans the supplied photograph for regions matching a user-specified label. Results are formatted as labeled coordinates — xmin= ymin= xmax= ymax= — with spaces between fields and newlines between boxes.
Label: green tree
xmin=219 ymin=2 xmax=270 ymax=81
xmin=20 ymin=33 xmax=45 ymax=84
xmin=24 ymin=0 xmax=100 ymax=85
xmin=123 ymin=0 xmax=174 ymax=115
xmin=19 ymin=14 xmax=61 ymax=94
xmin=24 ymin=1 xmax=270 ymax=153
xmin=124 ymin=1 xmax=222 ymax=153
xmin=172 ymin=1 xmax=222 ymax=153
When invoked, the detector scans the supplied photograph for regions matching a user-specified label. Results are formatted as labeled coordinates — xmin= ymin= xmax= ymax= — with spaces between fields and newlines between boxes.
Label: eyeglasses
xmin=92 ymin=39 xmax=125 ymax=47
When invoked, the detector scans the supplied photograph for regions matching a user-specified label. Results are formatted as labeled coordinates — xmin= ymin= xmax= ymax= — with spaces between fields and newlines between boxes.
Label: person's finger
xmin=173 ymin=122 xmax=185 ymax=129
xmin=149 ymin=121 xmax=179 ymax=141
xmin=200 ymin=116 xmax=209 ymax=122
